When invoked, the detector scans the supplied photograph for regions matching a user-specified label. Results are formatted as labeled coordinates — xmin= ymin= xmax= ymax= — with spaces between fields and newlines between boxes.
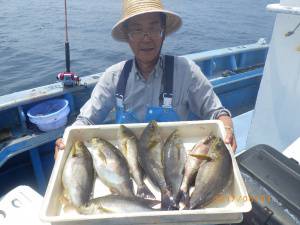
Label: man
xmin=55 ymin=0 xmax=236 ymax=157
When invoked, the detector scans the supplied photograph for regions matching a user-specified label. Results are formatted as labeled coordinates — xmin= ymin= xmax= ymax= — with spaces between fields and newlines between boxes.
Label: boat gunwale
xmin=0 ymin=42 xmax=268 ymax=112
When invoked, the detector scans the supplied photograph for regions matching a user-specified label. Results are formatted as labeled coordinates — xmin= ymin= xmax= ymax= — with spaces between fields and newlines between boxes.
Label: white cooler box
xmin=40 ymin=120 xmax=252 ymax=225
xmin=0 ymin=185 xmax=49 ymax=225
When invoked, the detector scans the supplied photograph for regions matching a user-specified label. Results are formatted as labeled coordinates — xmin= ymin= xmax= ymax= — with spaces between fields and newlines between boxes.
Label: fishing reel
xmin=57 ymin=72 xmax=80 ymax=86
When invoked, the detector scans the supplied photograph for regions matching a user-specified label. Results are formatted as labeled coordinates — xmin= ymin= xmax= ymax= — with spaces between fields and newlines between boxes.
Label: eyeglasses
xmin=127 ymin=28 xmax=164 ymax=41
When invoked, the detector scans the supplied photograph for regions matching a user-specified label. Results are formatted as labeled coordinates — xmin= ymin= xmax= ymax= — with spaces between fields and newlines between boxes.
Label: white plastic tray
xmin=40 ymin=120 xmax=251 ymax=225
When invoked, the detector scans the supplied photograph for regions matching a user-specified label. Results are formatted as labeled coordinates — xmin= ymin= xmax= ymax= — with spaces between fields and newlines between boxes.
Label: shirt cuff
xmin=72 ymin=116 xmax=95 ymax=126
xmin=212 ymin=108 xmax=232 ymax=119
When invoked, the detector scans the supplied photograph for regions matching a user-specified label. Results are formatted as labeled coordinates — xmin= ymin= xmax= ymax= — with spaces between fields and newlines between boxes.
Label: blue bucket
xmin=27 ymin=99 xmax=70 ymax=132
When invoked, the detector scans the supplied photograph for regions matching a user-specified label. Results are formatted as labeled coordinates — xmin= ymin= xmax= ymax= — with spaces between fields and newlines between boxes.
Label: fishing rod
xmin=57 ymin=0 xmax=80 ymax=86
xmin=64 ymin=0 xmax=70 ymax=72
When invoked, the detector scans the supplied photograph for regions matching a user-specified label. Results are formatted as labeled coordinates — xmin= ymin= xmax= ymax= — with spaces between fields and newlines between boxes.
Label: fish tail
xmin=189 ymin=194 xmax=206 ymax=209
xmin=59 ymin=195 xmax=80 ymax=213
xmin=161 ymin=189 xmax=178 ymax=210
xmin=177 ymin=190 xmax=190 ymax=209
xmin=77 ymin=204 xmax=91 ymax=215
xmin=189 ymin=200 xmax=199 ymax=209
xmin=137 ymin=184 xmax=156 ymax=199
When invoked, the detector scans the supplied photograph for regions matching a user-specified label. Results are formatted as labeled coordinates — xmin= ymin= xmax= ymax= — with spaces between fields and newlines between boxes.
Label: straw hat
xmin=112 ymin=0 xmax=182 ymax=42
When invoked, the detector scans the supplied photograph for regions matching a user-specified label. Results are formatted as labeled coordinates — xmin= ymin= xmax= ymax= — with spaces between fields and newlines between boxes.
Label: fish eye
xmin=77 ymin=141 xmax=84 ymax=147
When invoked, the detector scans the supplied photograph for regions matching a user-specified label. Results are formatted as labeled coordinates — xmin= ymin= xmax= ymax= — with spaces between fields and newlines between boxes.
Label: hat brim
xmin=111 ymin=10 xmax=182 ymax=42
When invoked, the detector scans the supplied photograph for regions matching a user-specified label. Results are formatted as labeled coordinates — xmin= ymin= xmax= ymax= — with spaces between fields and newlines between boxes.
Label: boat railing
xmin=184 ymin=38 xmax=268 ymax=78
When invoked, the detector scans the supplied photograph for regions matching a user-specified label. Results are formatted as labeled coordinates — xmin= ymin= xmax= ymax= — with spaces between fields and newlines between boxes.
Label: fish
xmin=177 ymin=135 xmax=215 ymax=208
xmin=84 ymin=137 xmax=134 ymax=197
xmin=163 ymin=130 xmax=187 ymax=207
xmin=78 ymin=195 xmax=156 ymax=214
xmin=189 ymin=136 xmax=233 ymax=209
xmin=139 ymin=120 xmax=175 ymax=210
xmin=118 ymin=125 xmax=155 ymax=199
xmin=62 ymin=141 xmax=94 ymax=208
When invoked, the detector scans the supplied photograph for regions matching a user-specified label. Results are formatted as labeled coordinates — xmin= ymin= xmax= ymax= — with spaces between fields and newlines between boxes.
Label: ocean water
xmin=0 ymin=0 xmax=276 ymax=96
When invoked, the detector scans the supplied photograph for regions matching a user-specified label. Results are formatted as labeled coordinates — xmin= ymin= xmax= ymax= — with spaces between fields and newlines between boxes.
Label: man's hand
xmin=54 ymin=138 xmax=65 ymax=160
xmin=217 ymin=115 xmax=237 ymax=153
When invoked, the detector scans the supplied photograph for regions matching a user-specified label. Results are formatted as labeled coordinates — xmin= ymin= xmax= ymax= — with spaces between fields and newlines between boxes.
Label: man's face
xmin=126 ymin=13 xmax=164 ymax=65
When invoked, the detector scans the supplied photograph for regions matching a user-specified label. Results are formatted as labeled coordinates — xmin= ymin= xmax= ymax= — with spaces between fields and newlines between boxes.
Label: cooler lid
xmin=237 ymin=144 xmax=300 ymax=216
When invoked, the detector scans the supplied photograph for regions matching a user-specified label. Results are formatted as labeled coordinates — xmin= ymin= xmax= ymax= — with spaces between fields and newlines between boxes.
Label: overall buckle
xmin=116 ymin=94 xmax=124 ymax=108
xmin=162 ymin=93 xmax=173 ymax=108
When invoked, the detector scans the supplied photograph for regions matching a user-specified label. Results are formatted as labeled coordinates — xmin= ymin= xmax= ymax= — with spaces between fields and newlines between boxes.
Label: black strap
xmin=163 ymin=55 xmax=174 ymax=96
xmin=159 ymin=55 xmax=174 ymax=105
xmin=115 ymin=59 xmax=133 ymax=101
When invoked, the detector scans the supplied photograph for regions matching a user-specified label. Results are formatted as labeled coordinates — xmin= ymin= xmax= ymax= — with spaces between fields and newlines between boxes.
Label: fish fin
xmin=175 ymin=143 xmax=184 ymax=159
xmin=59 ymin=194 xmax=69 ymax=206
xmin=70 ymin=144 xmax=76 ymax=157
xmin=63 ymin=203 xmax=78 ymax=213
xmin=189 ymin=153 xmax=212 ymax=161
xmin=63 ymin=203 xmax=80 ymax=213
xmin=147 ymin=140 xmax=160 ymax=150
xmin=109 ymin=187 xmax=119 ymax=195
xmin=128 ymin=135 xmax=137 ymax=141
xmin=176 ymin=144 xmax=180 ymax=159
xmin=97 ymin=202 xmax=113 ymax=213
xmin=190 ymin=195 xmax=216 ymax=209
xmin=188 ymin=144 xmax=197 ymax=152
xmin=129 ymin=178 xmax=135 ymax=194
xmin=140 ymin=198 xmax=161 ymax=207
xmin=138 ymin=163 xmax=147 ymax=180
xmin=59 ymin=194 xmax=77 ymax=212
xmin=177 ymin=190 xmax=190 ymax=209
xmin=137 ymin=184 xmax=156 ymax=199
xmin=124 ymin=141 xmax=130 ymax=157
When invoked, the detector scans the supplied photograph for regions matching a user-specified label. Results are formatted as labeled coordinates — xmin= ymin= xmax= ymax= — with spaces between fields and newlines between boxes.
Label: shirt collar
xmin=133 ymin=55 xmax=164 ymax=81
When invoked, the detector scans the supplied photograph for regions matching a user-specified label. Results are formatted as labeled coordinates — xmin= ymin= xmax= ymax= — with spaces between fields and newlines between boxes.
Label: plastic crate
xmin=40 ymin=121 xmax=251 ymax=225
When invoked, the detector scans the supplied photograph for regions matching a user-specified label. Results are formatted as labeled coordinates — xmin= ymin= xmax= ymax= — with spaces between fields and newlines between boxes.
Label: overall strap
xmin=160 ymin=55 xmax=174 ymax=107
xmin=115 ymin=59 xmax=133 ymax=107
